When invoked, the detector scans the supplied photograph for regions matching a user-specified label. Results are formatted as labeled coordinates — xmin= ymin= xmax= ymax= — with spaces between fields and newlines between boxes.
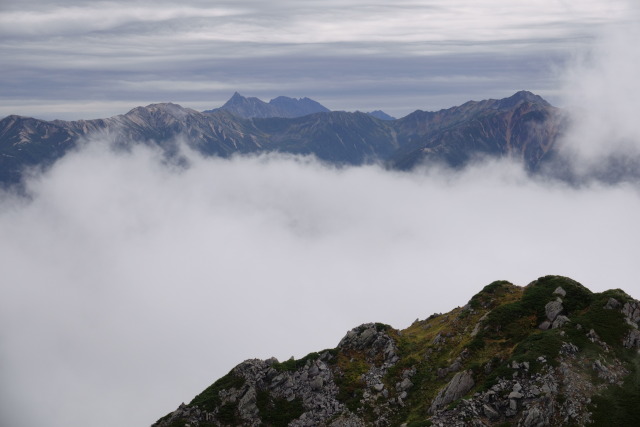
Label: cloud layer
xmin=1 ymin=141 xmax=640 ymax=427
xmin=2 ymin=2 xmax=640 ymax=427
xmin=1 ymin=0 xmax=636 ymax=119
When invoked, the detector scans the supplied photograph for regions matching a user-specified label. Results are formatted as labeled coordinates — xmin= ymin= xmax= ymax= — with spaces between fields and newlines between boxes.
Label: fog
xmin=2 ymin=6 xmax=640 ymax=427
xmin=1 ymin=139 xmax=639 ymax=426
xmin=558 ymin=18 xmax=640 ymax=177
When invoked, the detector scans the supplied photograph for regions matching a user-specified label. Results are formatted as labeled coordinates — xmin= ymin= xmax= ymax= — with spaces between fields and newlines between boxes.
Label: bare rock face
xmin=151 ymin=277 xmax=640 ymax=427
xmin=429 ymin=370 xmax=475 ymax=414
xmin=624 ymin=329 xmax=640 ymax=348
xmin=338 ymin=323 xmax=399 ymax=365
xmin=623 ymin=301 xmax=640 ymax=326
xmin=545 ymin=300 xmax=564 ymax=322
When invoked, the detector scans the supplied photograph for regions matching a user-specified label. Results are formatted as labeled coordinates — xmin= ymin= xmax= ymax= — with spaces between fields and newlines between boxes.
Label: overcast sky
xmin=2 ymin=2 xmax=640 ymax=427
xmin=0 ymin=0 xmax=638 ymax=120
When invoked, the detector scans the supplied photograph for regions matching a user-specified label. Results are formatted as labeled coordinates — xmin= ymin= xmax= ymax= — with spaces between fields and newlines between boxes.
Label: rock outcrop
xmin=152 ymin=276 xmax=640 ymax=426
xmin=428 ymin=370 xmax=475 ymax=414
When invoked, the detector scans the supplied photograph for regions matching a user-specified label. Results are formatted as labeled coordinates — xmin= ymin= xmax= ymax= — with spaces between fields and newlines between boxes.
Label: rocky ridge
xmin=152 ymin=276 xmax=640 ymax=426
xmin=205 ymin=93 xmax=331 ymax=119
xmin=0 ymin=91 xmax=562 ymax=185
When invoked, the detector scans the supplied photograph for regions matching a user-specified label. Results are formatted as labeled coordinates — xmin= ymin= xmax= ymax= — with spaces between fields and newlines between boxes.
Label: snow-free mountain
xmin=205 ymin=92 xmax=331 ymax=118
xmin=152 ymin=276 xmax=640 ymax=426
xmin=0 ymin=91 xmax=563 ymax=185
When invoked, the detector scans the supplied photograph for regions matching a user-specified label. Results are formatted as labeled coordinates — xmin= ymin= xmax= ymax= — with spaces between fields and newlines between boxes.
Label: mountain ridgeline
xmin=153 ymin=276 xmax=640 ymax=427
xmin=0 ymin=91 xmax=563 ymax=185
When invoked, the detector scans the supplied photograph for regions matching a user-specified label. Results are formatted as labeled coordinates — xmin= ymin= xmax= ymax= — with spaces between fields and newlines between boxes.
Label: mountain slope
xmin=206 ymin=93 xmax=331 ymax=119
xmin=389 ymin=91 xmax=564 ymax=170
xmin=0 ymin=91 xmax=564 ymax=185
xmin=152 ymin=276 xmax=640 ymax=427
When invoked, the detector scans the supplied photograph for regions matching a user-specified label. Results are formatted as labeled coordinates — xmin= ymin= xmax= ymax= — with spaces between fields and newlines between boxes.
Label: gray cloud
xmin=1 ymin=0 xmax=636 ymax=119
xmin=557 ymin=19 xmax=640 ymax=174
xmin=2 ymin=2 xmax=640 ymax=427
xmin=1 ymin=141 xmax=640 ymax=427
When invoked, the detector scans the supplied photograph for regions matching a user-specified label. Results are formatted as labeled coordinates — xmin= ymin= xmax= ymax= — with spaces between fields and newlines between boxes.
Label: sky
xmin=0 ymin=0 xmax=637 ymax=120
xmin=2 ymin=1 xmax=640 ymax=427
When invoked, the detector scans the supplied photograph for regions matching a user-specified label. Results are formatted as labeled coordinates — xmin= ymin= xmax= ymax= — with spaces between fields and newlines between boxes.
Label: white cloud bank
xmin=1 ymin=3 xmax=640 ymax=426
xmin=1 ymin=142 xmax=639 ymax=427
xmin=559 ymin=19 xmax=640 ymax=170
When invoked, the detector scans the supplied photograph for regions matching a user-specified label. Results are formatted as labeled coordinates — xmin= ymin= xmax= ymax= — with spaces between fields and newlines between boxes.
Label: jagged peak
xmin=496 ymin=90 xmax=551 ymax=109
xmin=123 ymin=103 xmax=197 ymax=123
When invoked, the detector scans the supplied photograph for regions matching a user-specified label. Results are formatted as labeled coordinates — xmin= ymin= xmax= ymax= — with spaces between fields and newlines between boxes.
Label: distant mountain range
xmin=205 ymin=92 xmax=331 ymax=118
xmin=0 ymin=91 xmax=565 ymax=185
xmin=206 ymin=92 xmax=396 ymax=120
xmin=152 ymin=275 xmax=640 ymax=426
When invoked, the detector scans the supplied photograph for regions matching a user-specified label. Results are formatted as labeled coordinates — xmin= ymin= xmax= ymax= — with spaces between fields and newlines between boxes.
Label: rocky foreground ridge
xmin=152 ymin=276 xmax=640 ymax=427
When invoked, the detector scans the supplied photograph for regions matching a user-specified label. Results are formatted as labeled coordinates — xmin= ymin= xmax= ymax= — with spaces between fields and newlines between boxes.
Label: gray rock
xmin=483 ymin=403 xmax=500 ymax=420
xmin=538 ymin=320 xmax=551 ymax=330
xmin=308 ymin=364 xmax=319 ymax=377
xmin=398 ymin=378 xmax=413 ymax=391
xmin=553 ymin=286 xmax=567 ymax=297
xmin=310 ymin=376 xmax=324 ymax=391
xmin=624 ymin=329 xmax=640 ymax=349
xmin=604 ymin=297 xmax=621 ymax=310
xmin=373 ymin=383 xmax=384 ymax=392
xmin=429 ymin=370 xmax=475 ymax=414
xmin=520 ymin=406 xmax=547 ymax=427
xmin=552 ymin=315 xmax=570 ymax=329
xmin=623 ymin=301 xmax=640 ymax=324
xmin=545 ymin=300 xmax=564 ymax=322
xmin=238 ymin=387 xmax=259 ymax=420
xmin=509 ymin=391 xmax=523 ymax=399
xmin=530 ymin=385 xmax=541 ymax=396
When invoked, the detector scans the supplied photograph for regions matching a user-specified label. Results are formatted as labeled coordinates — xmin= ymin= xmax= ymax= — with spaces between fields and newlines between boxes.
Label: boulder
xmin=545 ymin=301 xmax=564 ymax=322
xmin=604 ymin=298 xmax=621 ymax=310
xmin=553 ymin=287 xmax=567 ymax=297
xmin=538 ymin=320 xmax=551 ymax=330
xmin=310 ymin=376 xmax=324 ymax=391
xmin=428 ymin=370 xmax=475 ymax=414
xmin=483 ymin=403 xmax=500 ymax=420
xmin=520 ymin=406 xmax=548 ymax=427
xmin=552 ymin=315 xmax=570 ymax=329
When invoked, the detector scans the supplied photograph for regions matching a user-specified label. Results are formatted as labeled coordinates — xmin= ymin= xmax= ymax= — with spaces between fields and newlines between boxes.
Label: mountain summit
xmin=0 ymin=91 xmax=563 ymax=185
xmin=207 ymin=92 xmax=331 ymax=118
xmin=152 ymin=275 xmax=640 ymax=426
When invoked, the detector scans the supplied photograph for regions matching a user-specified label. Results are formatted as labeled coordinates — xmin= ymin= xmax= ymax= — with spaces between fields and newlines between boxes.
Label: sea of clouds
xmin=1 ymin=18 xmax=640 ymax=427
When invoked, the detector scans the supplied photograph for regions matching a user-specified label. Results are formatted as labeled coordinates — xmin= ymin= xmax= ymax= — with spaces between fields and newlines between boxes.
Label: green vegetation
xmin=256 ymin=390 xmax=304 ymax=427
xmin=479 ymin=276 xmax=592 ymax=342
xmin=189 ymin=371 xmax=245 ymax=411
xmin=158 ymin=275 xmax=640 ymax=427
xmin=375 ymin=322 xmax=392 ymax=332
xmin=335 ymin=351 xmax=369 ymax=412
xmin=512 ymin=330 xmax=563 ymax=368
xmin=590 ymin=355 xmax=640 ymax=425
xmin=217 ymin=401 xmax=240 ymax=425
xmin=272 ymin=349 xmax=338 ymax=372
xmin=468 ymin=280 xmax=516 ymax=310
